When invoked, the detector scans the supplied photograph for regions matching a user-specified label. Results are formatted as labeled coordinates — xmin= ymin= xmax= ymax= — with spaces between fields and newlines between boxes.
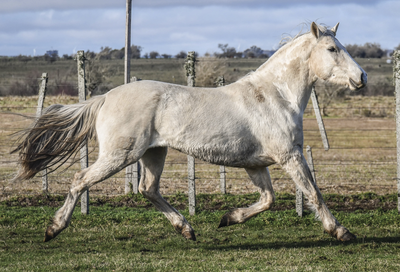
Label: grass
xmin=1 ymin=193 xmax=400 ymax=271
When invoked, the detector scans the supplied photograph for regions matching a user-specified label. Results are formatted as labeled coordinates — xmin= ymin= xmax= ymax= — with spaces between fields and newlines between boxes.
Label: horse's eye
xmin=328 ymin=47 xmax=337 ymax=53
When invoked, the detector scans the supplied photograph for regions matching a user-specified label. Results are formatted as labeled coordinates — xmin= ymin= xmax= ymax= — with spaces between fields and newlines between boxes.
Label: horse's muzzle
xmin=350 ymin=72 xmax=367 ymax=90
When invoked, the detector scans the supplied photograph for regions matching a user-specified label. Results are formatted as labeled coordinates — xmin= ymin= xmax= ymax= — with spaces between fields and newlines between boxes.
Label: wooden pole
xmin=124 ymin=0 xmax=141 ymax=194
xmin=295 ymin=185 xmax=303 ymax=217
xmin=306 ymin=145 xmax=316 ymax=183
xmin=124 ymin=0 xmax=132 ymax=85
xmin=36 ymin=73 xmax=48 ymax=192
xmin=125 ymin=77 xmax=141 ymax=194
xmin=77 ymin=50 xmax=89 ymax=215
xmin=393 ymin=50 xmax=400 ymax=213
xmin=185 ymin=52 xmax=196 ymax=215
xmin=311 ymin=87 xmax=330 ymax=151
xmin=216 ymin=76 xmax=226 ymax=194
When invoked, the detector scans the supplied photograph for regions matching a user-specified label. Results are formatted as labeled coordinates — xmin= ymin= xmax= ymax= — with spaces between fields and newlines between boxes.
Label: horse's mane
xmin=279 ymin=23 xmax=334 ymax=47
xmin=237 ymin=23 xmax=334 ymax=83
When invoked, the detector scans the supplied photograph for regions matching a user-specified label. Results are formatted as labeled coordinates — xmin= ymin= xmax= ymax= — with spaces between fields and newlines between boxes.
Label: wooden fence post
xmin=297 ymin=87 xmax=328 ymax=217
xmin=393 ymin=50 xmax=400 ymax=213
xmin=295 ymin=184 xmax=303 ymax=217
xmin=36 ymin=73 xmax=48 ymax=192
xmin=216 ymin=76 xmax=227 ymax=194
xmin=306 ymin=145 xmax=316 ymax=183
xmin=185 ymin=51 xmax=196 ymax=215
xmin=77 ymin=50 xmax=89 ymax=215
xmin=311 ymin=87 xmax=329 ymax=151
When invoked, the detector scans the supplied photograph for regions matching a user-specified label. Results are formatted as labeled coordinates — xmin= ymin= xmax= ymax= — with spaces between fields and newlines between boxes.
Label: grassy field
xmin=1 ymin=193 xmax=400 ymax=271
xmin=0 ymin=57 xmax=394 ymax=93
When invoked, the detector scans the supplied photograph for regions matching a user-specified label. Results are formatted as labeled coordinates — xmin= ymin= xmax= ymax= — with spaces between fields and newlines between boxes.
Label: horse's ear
xmin=330 ymin=22 xmax=339 ymax=36
xmin=311 ymin=22 xmax=323 ymax=39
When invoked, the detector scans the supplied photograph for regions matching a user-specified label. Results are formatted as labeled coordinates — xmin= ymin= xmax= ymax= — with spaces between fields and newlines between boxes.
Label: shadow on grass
xmin=199 ymin=235 xmax=400 ymax=251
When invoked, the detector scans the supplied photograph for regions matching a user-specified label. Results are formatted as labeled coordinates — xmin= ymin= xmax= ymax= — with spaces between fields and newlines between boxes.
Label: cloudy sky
xmin=0 ymin=0 xmax=398 ymax=57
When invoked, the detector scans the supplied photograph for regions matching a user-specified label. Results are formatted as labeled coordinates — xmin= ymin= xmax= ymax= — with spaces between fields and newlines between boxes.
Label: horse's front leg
xmin=218 ymin=167 xmax=275 ymax=227
xmin=281 ymin=149 xmax=356 ymax=241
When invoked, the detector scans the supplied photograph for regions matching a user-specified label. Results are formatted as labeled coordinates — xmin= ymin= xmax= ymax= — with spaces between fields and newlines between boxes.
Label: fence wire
xmin=0 ymin=98 xmax=397 ymax=199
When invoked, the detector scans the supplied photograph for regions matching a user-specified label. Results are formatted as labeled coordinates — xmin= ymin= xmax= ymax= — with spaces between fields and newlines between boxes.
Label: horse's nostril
xmin=361 ymin=73 xmax=367 ymax=84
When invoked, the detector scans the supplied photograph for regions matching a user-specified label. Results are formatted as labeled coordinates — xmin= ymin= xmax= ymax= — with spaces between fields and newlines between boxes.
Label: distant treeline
xmin=1 ymin=42 xmax=398 ymax=63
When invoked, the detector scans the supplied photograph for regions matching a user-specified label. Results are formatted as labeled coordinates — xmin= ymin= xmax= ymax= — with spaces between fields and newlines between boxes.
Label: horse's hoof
xmin=339 ymin=231 xmax=356 ymax=242
xmin=43 ymin=226 xmax=58 ymax=242
xmin=182 ymin=228 xmax=196 ymax=241
xmin=218 ymin=212 xmax=234 ymax=228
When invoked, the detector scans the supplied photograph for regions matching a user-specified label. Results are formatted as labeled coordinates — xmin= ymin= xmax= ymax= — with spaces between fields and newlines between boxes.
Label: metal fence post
xmin=216 ymin=76 xmax=227 ymax=194
xmin=36 ymin=73 xmax=48 ymax=192
xmin=311 ymin=87 xmax=330 ymax=151
xmin=77 ymin=50 xmax=89 ymax=215
xmin=393 ymin=50 xmax=400 ymax=213
xmin=185 ymin=51 xmax=196 ymax=215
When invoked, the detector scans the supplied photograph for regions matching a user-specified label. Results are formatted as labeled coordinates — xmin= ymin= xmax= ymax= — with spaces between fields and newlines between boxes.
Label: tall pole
xmin=124 ymin=0 xmax=132 ymax=85
xmin=393 ymin=50 xmax=400 ymax=213
xmin=124 ymin=0 xmax=141 ymax=194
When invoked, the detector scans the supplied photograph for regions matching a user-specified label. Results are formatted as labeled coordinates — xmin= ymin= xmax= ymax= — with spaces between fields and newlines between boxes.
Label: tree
xmin=175 ymin=51 xmax=187 ymax=59
xmin=130 ymin=45 xmax=142 ymax=59
xmin=96 ymin=46 xmax=112 ymax=60
xmin=110 ymin=49 xmax=124 ymax=60
xmin=149 ymin=51 xmax=159 ymax=59
xmin=244 ymin=46 xmax=268 ymax=58
xmin=345 ymin=43 xmax=384 ymax=58
xmin=161 ymin=54 xmax=171 ymax=59
xmin=216 ymin=44 xmax=237 ymax=58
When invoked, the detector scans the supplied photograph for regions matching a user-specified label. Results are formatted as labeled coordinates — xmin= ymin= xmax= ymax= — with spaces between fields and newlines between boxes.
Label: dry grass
xmin=0 ymin=95 xmax=397 ymax=200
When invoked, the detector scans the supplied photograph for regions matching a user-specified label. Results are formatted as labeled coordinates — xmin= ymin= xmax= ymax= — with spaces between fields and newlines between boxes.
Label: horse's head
xmin=309 ymin=22 xmax=367 ymax=91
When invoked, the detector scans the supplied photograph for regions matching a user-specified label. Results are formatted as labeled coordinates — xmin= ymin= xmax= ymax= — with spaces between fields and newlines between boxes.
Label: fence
xmin=0 ymin=51 xmax=399 ymax=215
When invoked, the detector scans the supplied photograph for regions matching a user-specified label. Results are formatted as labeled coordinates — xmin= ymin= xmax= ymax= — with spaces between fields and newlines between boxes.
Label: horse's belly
xmin=163 ymin=137 xmax=270 ymax=168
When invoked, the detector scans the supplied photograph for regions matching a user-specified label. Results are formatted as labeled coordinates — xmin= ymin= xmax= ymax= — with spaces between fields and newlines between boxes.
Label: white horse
xmin=14 ymin=22 xmax=366 ymax=242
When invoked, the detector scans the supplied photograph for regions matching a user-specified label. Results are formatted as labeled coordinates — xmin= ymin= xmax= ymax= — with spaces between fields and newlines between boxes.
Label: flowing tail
xmin=12 ymin=95 xmax=106 ymax=181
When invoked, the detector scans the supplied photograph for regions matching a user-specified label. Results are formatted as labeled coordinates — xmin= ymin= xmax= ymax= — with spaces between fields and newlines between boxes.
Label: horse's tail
xmin=12 ymin=95 xmax=106 ymax=181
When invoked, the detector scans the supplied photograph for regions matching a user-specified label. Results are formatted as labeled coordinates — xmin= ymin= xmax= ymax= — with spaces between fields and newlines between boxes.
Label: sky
xmin=0 ymin=0 xmax=399 ymax=57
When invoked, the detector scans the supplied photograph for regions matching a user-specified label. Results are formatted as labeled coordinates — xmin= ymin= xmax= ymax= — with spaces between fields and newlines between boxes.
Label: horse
xmin=13 ymin=22 xmax=367 ymax=242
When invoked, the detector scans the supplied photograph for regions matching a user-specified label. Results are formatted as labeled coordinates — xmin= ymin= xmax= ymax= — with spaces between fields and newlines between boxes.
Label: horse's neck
xmin=248 ymin=34 xmax=316 ymax=113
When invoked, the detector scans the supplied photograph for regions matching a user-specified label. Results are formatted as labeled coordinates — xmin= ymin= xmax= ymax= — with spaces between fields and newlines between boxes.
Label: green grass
xmin=1 ymin=193 xmax=400 ymax=271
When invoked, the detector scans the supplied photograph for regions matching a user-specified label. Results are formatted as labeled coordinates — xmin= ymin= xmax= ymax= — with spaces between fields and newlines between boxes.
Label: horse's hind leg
xmin=281 ymin=149 xmax=356 ymax=241
xmin=218 ymin=167 xmax=275 ymax=227
xmin=138 ymin=147 xmax=196 ymax=241
xmin=44 ymin=154 xmax=129 ymax=242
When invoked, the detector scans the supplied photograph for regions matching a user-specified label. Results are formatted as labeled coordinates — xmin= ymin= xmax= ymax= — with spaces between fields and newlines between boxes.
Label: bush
xmin=346 ymin=43 xmax=385 ymax=58
xmin=1 ymin=71 xmax=41 ymax=96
